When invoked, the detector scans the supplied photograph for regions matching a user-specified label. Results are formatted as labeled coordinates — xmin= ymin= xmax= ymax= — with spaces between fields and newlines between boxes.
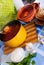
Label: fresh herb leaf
xmin=7 ymin=62 xmax=14 ymax=65
xmin=7 ymin=53 xmax=37 ymax=65
xmin=21 ymin=57 xmax=29 ymax=64
xmin=16 ymin=63 xmax=23 ymax=65
xmin=26 ymin=59 xmax=31 ymax=65
xmin=32 ymin=60 xmax=35 ymax=65
xmin=28 ymin=53 xmax=37 ymax=59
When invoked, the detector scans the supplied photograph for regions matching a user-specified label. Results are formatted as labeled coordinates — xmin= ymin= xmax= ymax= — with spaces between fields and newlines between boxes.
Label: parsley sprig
xmin=7 ymin=53 xmax=37 ymax=65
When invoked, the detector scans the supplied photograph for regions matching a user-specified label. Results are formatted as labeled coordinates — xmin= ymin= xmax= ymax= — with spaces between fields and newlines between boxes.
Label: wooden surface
xmin=4 ymin=22 xmax=38 ymax=54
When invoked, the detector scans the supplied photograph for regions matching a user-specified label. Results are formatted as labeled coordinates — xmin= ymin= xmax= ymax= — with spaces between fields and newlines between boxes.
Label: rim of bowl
xmin=17 ymin=4 xmax=35 ymax=22
xmin=2 ymin=20 xmax=21 ymax=42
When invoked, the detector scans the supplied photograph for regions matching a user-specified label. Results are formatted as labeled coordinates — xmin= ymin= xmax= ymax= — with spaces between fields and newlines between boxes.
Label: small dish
xmin=17 ymin=4 xmax=36 ymax=22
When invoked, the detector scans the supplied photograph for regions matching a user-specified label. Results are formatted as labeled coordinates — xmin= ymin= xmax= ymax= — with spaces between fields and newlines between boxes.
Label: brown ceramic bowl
xmin=17 ymin=4 xmax=36 ymax=22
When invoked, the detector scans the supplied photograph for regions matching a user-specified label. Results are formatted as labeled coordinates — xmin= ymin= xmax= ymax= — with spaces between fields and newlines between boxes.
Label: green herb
xmin=32 ymin=60 xmax=35 ymax=65
xmin=7 ymin=62 xmax=14 ymax=65
xmin=7 ymin=53 xmax=37 ymax=65
xmin=16 ymin=63 xmax=23 ymax=65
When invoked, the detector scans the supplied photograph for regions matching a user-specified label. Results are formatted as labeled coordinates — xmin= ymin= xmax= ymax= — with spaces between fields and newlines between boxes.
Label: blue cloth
xmin=33 ymin=25 xmax=44 ymax=65
xmin=33 ymin=44 xmax=44 ymax=65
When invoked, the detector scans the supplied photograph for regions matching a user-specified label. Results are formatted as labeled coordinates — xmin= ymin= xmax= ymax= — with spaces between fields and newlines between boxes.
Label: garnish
xmin=7 ymin=53 xmax=37 ymax=65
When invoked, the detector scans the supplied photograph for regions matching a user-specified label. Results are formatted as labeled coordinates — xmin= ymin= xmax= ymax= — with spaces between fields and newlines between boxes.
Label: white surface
xmin=13 ymin=0 xmax=24 ymax=10
xmin=11 ymin=48 xmax=25 ymax=62
xmin=35 ymin=0 xmax=44 ymax=8
xmin=1 ymin=54 xmax=11 ymax=63
xmin=1 ymin=63 xmax=9 ymax=65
